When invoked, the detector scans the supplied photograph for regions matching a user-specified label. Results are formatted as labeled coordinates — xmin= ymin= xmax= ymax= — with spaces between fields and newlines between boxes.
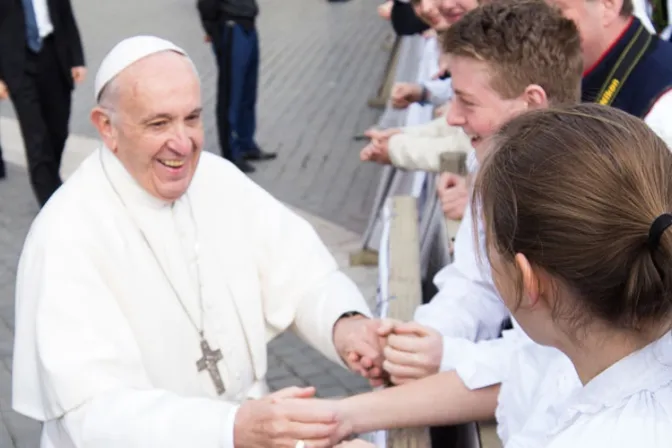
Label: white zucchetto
xmin=94 ymin=35 xmax=187 ymax=101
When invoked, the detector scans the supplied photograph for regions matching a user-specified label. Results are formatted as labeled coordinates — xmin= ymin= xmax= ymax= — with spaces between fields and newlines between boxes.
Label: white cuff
xmin=224 ymin=405 xmax=241 ymax=448
xmin=439 ymin=336 xmax=478 ymax=372
xmin=453 ymin=337 xmax=516 ymax=390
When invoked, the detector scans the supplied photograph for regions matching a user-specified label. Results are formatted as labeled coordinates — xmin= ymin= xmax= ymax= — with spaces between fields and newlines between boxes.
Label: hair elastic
xmin=648 ymin=213 xmax=672 ymax=251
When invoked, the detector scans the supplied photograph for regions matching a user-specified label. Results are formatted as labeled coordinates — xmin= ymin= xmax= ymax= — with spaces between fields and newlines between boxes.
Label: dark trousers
xmin=214 ymin=21 xmax=260 ymax=162
xmin=0 ymin=142 xmax=5 ymax=178
xmin=430 ymin=423 xmax=482 ymax=447
xmin=10 ymin=36 xmax=71 ymax=206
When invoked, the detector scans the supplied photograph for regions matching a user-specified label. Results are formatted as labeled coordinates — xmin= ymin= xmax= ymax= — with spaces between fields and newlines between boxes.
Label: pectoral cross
xmin=196 ymin=338 xmax=226 ymax=395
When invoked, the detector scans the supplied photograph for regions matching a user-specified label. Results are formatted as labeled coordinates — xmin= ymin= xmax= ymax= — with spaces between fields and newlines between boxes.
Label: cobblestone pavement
xmin=0 ymin=0 xmax=389 ymax=445
xmin=1 ymin=0 xmax=390 ymax=233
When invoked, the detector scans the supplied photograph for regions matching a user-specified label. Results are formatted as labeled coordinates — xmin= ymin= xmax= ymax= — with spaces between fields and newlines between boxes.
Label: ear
xmin=90 ymin=107 xmax=118 ymax=153
xmin=522 ymin=84 xmax=549 ymax=110
xmin=514 ymin=253 xmax=540 ymax=309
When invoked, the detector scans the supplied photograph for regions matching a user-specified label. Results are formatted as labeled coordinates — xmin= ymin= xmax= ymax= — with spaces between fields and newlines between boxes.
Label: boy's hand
xmin=437 ymin=173 xmax=468 ymax=221
xmin=364 ymin=127 xmax=401 ymax=142
xmin=0 ymin=80 xmax=8 ymax=100
xmin=377 ymin=1 xmax=393 ymax=20
xmin=377 ymin=320 xmax=443 ymax=385
xmin=390 ymin=83 xmax=423 ymax=109
xmin=434 ymin=102 xmax=449 ymax=118
xmin=360 ymin=142 xmax=391 ymax=165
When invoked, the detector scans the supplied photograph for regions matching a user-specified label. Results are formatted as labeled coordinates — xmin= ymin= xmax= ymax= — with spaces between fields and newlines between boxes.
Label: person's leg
xmin=214 ymin=23 xmax=233 ymax=161
xmin=240 ymin=27 xmax=276 ymax=161
xmin=9 ymin=53 xmax=62 ymax=206
xmin=0 ymin=144 xmax=6 ymax=180
xmin=238 ymin=26 xmax=259 ymax=155
xmin=226 ymin=22 xmax=256 ymax=172
xmin=37 ymin=37 xmax=72 ymax=173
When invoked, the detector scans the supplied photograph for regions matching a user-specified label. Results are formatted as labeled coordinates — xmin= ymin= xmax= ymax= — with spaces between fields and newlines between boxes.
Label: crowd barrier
xmin=358 ymin=33 xmax=490 ymax=448
xmin=357 ymin=34 xmax=455 ymax=295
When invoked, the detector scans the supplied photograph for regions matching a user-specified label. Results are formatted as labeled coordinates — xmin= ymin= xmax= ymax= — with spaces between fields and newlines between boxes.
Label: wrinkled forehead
xmin=113 ymin=53 xmax=202 ymax=118
xmin=126 ymin=51 xmax=197 ymax=79
xmin=99 ymin=50 xmax=199 ymax=102
xmin=121 ymin=52 xmax=199 ymax=94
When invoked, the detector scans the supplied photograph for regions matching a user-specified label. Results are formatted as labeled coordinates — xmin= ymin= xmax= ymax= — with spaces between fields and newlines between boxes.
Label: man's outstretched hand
xmin=235 ymin=386 xmax=351 ymax=448
xmin=333 ymin=315 xmax=387 ymax=387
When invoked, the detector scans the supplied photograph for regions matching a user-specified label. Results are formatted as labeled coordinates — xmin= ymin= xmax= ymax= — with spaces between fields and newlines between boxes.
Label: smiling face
xmin=439 ymin=0 xmax=582 ymax=162
xmin=437 ymin=0 xmax=479 ymax=26
xmin=92 ymin=51 xmax=204 ymax=202
xmin=445 ymin=55 xmax=533 ymax=161
xmin=413 ymin=0 xmax=451 ymax=30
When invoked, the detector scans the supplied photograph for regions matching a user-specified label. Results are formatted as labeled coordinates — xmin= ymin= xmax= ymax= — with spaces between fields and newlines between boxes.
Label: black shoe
xmin=244 ymin=150 xmax=277 ymax=161
xmin=235 ymin=158 xmax=256 ymax=173
xmin=0 ymin=159 xmax=5 ymax=180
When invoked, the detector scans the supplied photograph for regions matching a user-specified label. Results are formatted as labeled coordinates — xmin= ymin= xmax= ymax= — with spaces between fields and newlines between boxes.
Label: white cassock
xmin=12 ymin=146 xmax=372 ymax=447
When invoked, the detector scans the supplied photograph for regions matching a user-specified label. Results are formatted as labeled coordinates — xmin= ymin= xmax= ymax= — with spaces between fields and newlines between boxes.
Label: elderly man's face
xmin=99 ymin=52 xmax=204 ymax=202
xmin=550 ymin=0 xmax=617 ymax=72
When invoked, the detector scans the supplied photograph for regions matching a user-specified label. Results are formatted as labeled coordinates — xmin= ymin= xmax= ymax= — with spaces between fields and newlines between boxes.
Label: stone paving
xmin=1 ymin=0 xmax=390 ymax=234
xmin=0 ymin=0 xmax=390 ymax=444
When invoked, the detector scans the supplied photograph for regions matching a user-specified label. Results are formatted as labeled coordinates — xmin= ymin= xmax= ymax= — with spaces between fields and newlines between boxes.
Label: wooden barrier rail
xmin=383 ymin=189 xmax=499 ymax=448
xmin=384 ymin=196 xmax=432 ymax=448
xmin=439 ymin=152 xmax=467 ymax=255
xmin=368 ymin=36 xmax=402 ymax=109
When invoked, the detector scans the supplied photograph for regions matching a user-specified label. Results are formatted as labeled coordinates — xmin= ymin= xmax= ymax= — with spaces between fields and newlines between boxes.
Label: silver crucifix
xmin=196 ymin=338 xmax=226 ymax=395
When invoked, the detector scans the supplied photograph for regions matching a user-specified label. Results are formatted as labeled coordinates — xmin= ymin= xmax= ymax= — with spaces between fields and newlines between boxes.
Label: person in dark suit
xmin=197 ymin=0 xmax=276 ymax=174
xmin=0 ymin=0 xmax=85 ymax=205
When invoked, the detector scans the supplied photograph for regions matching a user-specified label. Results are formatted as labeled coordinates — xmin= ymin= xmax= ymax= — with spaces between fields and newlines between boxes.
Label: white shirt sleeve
xmin=413 ymin=198 xmax=510 ymax=372
xmin=401 ymin=116 xmax=451 ymax=138
xmin=423 ymin=78 xmax=453 ymax=106
xmin=51 ymin=389 xmax=238 ymax=447
xmin=388 ymin=124 xmax=472 ymax=172
xmin=234 ymin=162 xmax=373 ymax=367
xmin=644 ymin=88 xmax=672 ymax=150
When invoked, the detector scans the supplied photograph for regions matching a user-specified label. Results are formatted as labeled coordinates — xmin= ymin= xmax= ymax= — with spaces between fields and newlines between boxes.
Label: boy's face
xmin=445 ymin=55 xmax=544 ymax=162
xmin=437 ymin=0 xmax=479 ymax=26
xmin=413 ymin=0 xmax=451 ymax=30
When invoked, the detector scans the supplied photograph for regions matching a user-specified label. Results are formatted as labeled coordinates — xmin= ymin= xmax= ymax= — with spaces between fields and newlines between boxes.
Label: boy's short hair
xmin=441 ymin=0 xmax=582 ymax=105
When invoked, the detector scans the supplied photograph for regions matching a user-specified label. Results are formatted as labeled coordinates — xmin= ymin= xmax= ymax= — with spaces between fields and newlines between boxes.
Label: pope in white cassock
xmin=11 ymin=36 xmax=385 ymax=448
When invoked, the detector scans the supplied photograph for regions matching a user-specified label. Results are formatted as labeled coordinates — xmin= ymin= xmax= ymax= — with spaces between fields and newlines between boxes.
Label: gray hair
xmin=97 ymin=77 xmax=121 ymax=124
